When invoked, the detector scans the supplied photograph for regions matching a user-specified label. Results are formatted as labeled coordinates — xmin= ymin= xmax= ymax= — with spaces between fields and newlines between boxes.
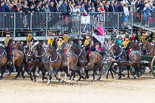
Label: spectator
xmin=49 ymin=2 xmax=54 ymax=12
xmin=97 ymin=22 xmax=104 ymax=42
xmin=28 ymin=4 xmax=34 ymax=13
xmin=67 ymin=1 xmax=73 ymax=13
xmin=34 ymin=3 xmax=41 ymax=12
xmin=85 ymin=1 xmax=91 ymax=11
xmin=78 ymin=40 xmax=82 ymax=48
xmin=109 ymin=1 xmax=115 ymax=12
xmin=61 ymin=0 xmax=67 ymax=15
xmin=91 ymin=2 xmax=95 ymax=11
xmin=118 ymin=1 xmax=124 ymax=12
xmin=72 ymin=5 xmax=78 ymax=15
xmin=95 ymin=42 xmax=101 ymax=52
xmin=114 ymin=1 xmax=118 ymax=12
xmin=0 ymin=1 xmax=5 ymax=12
xmin=123 ymin=3 xmax=129 ymax=27
xmin=144 ymin=3 xmax=152 ymax=26
xmin=22 ymin=3 xmax=29 ymax=13
xmin=80 ymin=3 xmax=85 ymax=13
xmin=104 ymin=1 xmax=109 ymax=12
xmin=55 ymin=4 xmax=60 ymax=12
xmin=99 ymin=3 xmax=105 ymax=12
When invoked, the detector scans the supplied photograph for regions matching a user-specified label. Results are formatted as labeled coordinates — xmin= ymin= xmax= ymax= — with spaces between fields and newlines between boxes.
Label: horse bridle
xmin=50 ymin=52 xmax=58 ymax=63
xmin=0 ymin=46 xmax=5 ymax=57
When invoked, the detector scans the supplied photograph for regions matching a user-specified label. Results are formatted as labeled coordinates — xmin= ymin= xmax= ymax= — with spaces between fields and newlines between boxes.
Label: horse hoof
xmin=47 ymin=81 xmax=51 ymax=85
xmin=127 ymin=76 xmax=130 ymax=79
xmin=22 ymin=76 xmax=25 ymax=79
xmin=67 ymin=80 xmax=71 ymax=83
xmin=58 ymin=78 xmax=61 ymax=82
xmin=112 ymin=77 xmax=114 ymax=79
xmin=8 ymin=74 xmax=10 ymax=76
xmin=33 ymin=80 xmax=36 ymax=82
xmin=72 ymin=78 xmax=77 ymax=81
xmin=106 ymin=77 xmax=108 ymax=79
xmin=134 ymin=75 xmax=138 ymax=79
xmin=42 ymin=81 xmax=46 ymax=83
xmin=67 ymin=75 xmax=70 ymax=77
xmin=14 ymin=77 xmax=17 ymax=80
xmin=62 ymin=80 xmax=66 ymax=83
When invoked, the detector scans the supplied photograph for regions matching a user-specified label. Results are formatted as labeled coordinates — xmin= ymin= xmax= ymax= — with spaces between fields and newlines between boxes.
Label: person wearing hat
xmin=140 ymin=32 xmax=146 ymax=43
xmin=63 ymin=34 xmax=71 ymax=44
xmin=4 ymin=30 xmax=12 ymax=64
xmin=116 ymin=36 xmax=123 ymax=47
xmin=57 ymin=35 xmax=65 ymax=50
xmin=26 ymin=30 xmax=34 ymax=47
xmin=84 ymin=35 xmax=91 ymax=56
xmin=48 ymin=36 xmax=57 ymax=48
xmin=123 ymin=35 xmax=131 ymax=60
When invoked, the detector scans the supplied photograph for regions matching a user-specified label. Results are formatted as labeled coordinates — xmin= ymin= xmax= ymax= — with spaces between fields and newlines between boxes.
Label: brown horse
xmin=67 ymin=43 xmax=103 ymax=80
xmin=27 ymin=42 xmax=46 ymax=82
xmin=106 ymin=41 xmax=141 ymax=79
xmin=0 ymin=45 xmax=7 ymax=79
xmin=143 ymin=40 xmax=155 ymax=56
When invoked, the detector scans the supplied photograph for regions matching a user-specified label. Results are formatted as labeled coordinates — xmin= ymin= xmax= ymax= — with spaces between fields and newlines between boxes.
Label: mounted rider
xmin=84 ymin=35 xmax=91 ymax=57
xmin=123 ymin=35 xmax=131 ymax=61
xmin=64 ymin=34 xmax=71 ymax=44
xmin=4 ymin=30 xmax=12 ymax=64
xmin=48 ymin=36 xmax=57 ymax=48
xmin=140 ymin=32 xmax=146 ymax=43
xmin=26 ymin=30 xmax=34 ymax=47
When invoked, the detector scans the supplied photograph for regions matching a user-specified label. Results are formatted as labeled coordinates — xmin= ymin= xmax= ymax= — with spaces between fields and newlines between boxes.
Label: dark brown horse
xmin=106 ymin=41 xmax=141 ymax=79
xmin=27 ymin=42 xmax=46 ymax=82
xmin=67 ymin=43 xmax=103 ymax=80
xmin=0 ymin=45 xmax=7 ymax=79
xmin=142 ymin=40 xmax=155 ymax=56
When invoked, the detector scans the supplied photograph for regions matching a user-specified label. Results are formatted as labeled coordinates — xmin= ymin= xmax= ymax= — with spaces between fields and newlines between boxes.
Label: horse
xmin=0 ymin=45 xmax=7 ymax=79
xmin=106 ymin=41 xmax=141 ymax=79
xmin=142 ymin=40 xmax=155 ymax=56
xmin=67 ymin=43 xmax=103 ymax=80
xmin=27 ymin=41 xmax=46 ymax=82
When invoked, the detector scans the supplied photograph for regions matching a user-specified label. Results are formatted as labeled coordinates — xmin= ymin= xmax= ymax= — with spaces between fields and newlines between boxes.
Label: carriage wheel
xmin=151 ymin=56 xmax=155 ymax=77
xmin=130 ymin=65 xmax=145 ymax=78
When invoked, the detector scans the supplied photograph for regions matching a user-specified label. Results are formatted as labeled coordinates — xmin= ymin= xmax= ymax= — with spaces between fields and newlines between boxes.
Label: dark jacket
xmin=0 ymin=5 xmax=5 ymax=12
xmin=108 ymin=4 xmax=115 ymax=12
xmin=104 ymin=5 xmax=109 ymax=12
xmin=49 ymin=6 xmax=54 ymax=12
xmin=60 ymin=3 xmax=67 ymax=15
xmin=118 ymin=5 xmax=124 ymax=12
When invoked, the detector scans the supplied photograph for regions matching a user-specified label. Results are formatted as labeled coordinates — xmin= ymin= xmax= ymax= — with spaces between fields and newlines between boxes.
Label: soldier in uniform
xmin=84 ymin=35 xmax=91 ymax=57
xmin=57 ymin=35 xmax=66 ymax=50
xmin=48 ymin=36 xmax=57 ymax=48
xmin=63 ymin=34 xmax=71 ymax=44
xmin=4 ymin=30 xmax=12 ymax=64
xmin=123 ymin=35 xmax=131 ymax=61
xmin=26 ymin=30 xmax=34 ymax=47
xmin=140 ymin=32 xmax=146 ymax=43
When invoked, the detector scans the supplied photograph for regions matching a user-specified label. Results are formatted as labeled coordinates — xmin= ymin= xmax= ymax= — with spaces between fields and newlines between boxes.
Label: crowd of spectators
xmin=0 ymin=0 xmax=150 ymax=15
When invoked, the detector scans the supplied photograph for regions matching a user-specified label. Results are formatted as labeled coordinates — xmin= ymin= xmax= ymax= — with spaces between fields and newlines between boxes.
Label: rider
xmin=4 ymin=30 xmax=12 ymax=64
xmin=57 ymin=34 xmax=65 ymax=50
xmin=84 ymin=35 xmax=91 ymax=57
xmin=48 ymin=36 xmax=56 ymax=47
xmin=123 ymin=35 xmax=131 ymax=61
xmin=26 ymin=30 xmax=34 ymax=47
xmin=63 ymin=34 xmax=71 ymax=44
xmin=116 ymin=36 xmax=123 ymax=47
xmin=140 ymin=32 xmax=146 ymax=43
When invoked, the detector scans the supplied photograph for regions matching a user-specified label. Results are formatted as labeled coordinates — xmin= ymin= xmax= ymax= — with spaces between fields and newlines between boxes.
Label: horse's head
xmin=48 ymin=46 xmax=56 ymax=56
xmin=130 ymin=41 xmax=140 ymax=51
xmin=142 ymin=40 xmax=150 ymax=49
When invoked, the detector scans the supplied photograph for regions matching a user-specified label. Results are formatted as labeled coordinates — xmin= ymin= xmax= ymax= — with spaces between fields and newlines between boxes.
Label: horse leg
xmin=42 ymin=68 xmax=46 ymax=83
xmin=47 ymin=69 xmax=52 ymax=84
xmin=106 ymin=70 xmax=110 ymax=79
xmin=0 ymin=67 xmax=5 ymax=80
xmin=127 ymin=66 xmax=130 ymax=79
xmin=93 ymin=69 xmax=96 ymax=80
xmin=76 ymin=70 xmax=84 ymax=82
xmin=85 ymin=70 xmax=89 ymax=79
xmin=29 ymin=65 xmax=35 ymax=81
xmin=69 ymin=71 xmax=74 ymax=81
xmin=110 ymin=69 xmax=114 ymax=79
xmin=21 ymin=66 xmax=25 ymax=79
xmin=14 ymin=66 xmax=20 ymax=79
xmin=33 ymin=68 xmax=36 ymax=82
xmin=8 ymin=65 xmax=12 ymax=76
xmin=118 ymin=66 xmax=122 ymax=80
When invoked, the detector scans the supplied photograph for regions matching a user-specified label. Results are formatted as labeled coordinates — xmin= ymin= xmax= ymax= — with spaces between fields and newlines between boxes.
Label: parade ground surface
xmin=0 ymin=71 xmax=155 ymax=103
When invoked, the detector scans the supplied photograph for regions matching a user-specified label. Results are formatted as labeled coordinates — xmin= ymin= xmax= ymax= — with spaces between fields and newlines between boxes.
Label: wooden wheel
xmin=151 ymin=56 xmax=155 ymax=77
xmin=130 ymin=65 xmax=145 ymax=78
